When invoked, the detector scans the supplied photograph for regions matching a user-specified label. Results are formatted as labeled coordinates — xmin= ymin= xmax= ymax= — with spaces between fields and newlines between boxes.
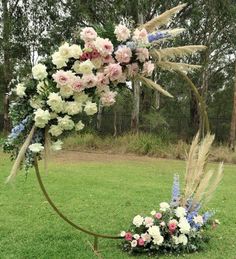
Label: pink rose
xmin=91 ymin=49 xmax=100 ymax=59
xmin=104 ymin=63 xmax=123 ymax=81
xmin=72 ymin=77 xmax=85 ymax=92
xmin=143 ymin=61 xmax=155 ymax=77
xmin=96 ymin=72 xmax=109 ymax=87
xmin=101 ymin=91 xmax=117 ymax=106
xmin=82 ymin=74 xmax=97 ymax=88
xmin=80 ymin=52 xmax=92 ymax=61
xmin=52 ymin=70 xmax=74 ymax=86
xmin=94 ymin=37 xmax=114 ymax=56
xmin=80 ymin=27 xmax=97 ymax=42
xmin=103 ymin=55 xmax=115 ymax=64
xmin=168 ymin=219 xmax=178 ymax=233
xmin=155 ymin=213 xmax=162 ymax=220
xmin=125 ymin=232 xmax=132 ymax=241
xmin=115 ymin=46 xmax=132 ymax=63
xmin=127 ymin=63 xmax=139 ymax=78
xmin=136 ymin=48 xmax=149 ymax=62
xmin=138 ymin=238 xmax=145 ymax=246
xmin=132 ymin=28 xmax=148 ymax=44
xmin=114 ymin=24 xmax=131 ymax=42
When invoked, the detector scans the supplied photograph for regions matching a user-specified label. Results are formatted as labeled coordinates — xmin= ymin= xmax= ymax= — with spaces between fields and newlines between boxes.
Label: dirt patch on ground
xmin=51 ymin=150 xmax=165 ymax=164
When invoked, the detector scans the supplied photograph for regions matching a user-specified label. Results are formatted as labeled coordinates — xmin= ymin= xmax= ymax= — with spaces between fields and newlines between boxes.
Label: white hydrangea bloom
xmin=84 ymin=101 xmax=97 ymax=115
xmin=175 ymin=207 xmax=187 ymax=218
xmin=29 ymin=143 xmax=44 ymax=153
xmin=34 ymin=108 xmax=50 ymax=128
xmin=75 ymin=121 xmax=85 ymax=131
xmin=178 ymin=217 xmax=191 ymax=234
xmin=57 ymin=115 xmax=74 ymax=130
xmin=64 ymin=101 xmax=82 ymax=115
xmin=159 ymin=202 xmax=170 ymax=212
xmin=49 ymin=125 xmax=63 ymax=137
xmin=69 ymin=44 xmax=82 ymax=59
xmin=47 ymin=92 xmax=64 ymax=113
xmin=51 ymin=140 xmax=63 ymax=151
xmin=52 ymin=51 xmax=68 ymax=68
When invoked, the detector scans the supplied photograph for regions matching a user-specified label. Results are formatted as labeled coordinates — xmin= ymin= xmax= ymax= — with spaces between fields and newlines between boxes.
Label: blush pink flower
xmin=125 ymin=232 xmax=132 ymax=241
xmin=82 ymin=74 xmax=97 ymax=88
xmin=96 ymin=72 xmax=109 ymax=87
xmin=115 ymin=46 xmax=132 ymax=63
xmin=80 ymin=27 xmax=97 ymax=42
xmin=136 ymin=48 xmax=149 ymax=62
xmin=127 ymin=63 xmax=139 ymax=78
xmin=168 ymin=219 xmax=178 ymax=233
xmin=144 ymin=217 xmax=154 ymax=227
xmin=94 ymin=37 xmax=114 ymax=56
xmin=91 ymin=49 xmax=100 ymax=59
xmin=138 ymin=238 xmax=145 ymax=246
xmin=52 ymin=70 xmax=74 ymax=86
xmin=132 ymin=28 xmax=148 ymax=44
xmin=101 ymin=91 xmax=117 ymax=106
xmin=72 ymin=77 xmax=85 ymax=92
xmin=103 ymin=55 xmax=115 ymax=64
xmin=104 ymin=63 xmax=123 ymax=81
xmin=114 ymin=24 xmax=131 ymax=42
xmin=155 ymin=213 xmax=162 ymax=220
xmin=80 ymin=52 xmax=92 ymax=61
xmin=143 ymin=61 xmax=155 ymax=77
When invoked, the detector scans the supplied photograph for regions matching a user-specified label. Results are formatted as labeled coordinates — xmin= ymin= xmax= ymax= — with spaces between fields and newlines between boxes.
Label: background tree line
xmin=0 ymin=0 xmax=236 ymax=145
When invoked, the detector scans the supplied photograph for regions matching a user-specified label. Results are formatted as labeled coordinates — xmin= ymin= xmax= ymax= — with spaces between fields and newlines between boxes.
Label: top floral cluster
xmin=5 ymin=24 xmax=158 ymax=172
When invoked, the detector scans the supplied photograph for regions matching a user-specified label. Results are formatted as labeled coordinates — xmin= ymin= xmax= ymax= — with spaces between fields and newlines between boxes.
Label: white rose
xmin=60 ymin=85 xmax=74 ymax=98
xmin=120 ymin=231 xmax=126 ymax=237
xmin=30 ymin=98 xmax=44 ymax=109
xmin=133 ymin=234 xmax=140 ymax=240
xmin=72 ymin=60 xmax=81 ymax=73
xmin=16 ymin=83 xmax=26 ymax=97
xmin=148 ymin=226 xmax=160 ymax=238
xmin=160 ymin=202 xmax=170 ymax=212
xmin=178 ymin=218 xmax=191 ymax=234
xmin=175 ymin=207 xmax=187 ymax=218
xmin=69 ymin=44 xmax=82 ymax=59
xmin=84 ymin=101 xmax=97 ymax=115
xmin=58 ymin=42 xmax=71 ymax=58
xmin=47 ymin=92 xmax=64 ymax=113
xmin=49 ymin=125 xmax=63 ymax=137
xmin=132 ymin=215 xmax=144 ymax=227
xmin=153 ymin=235 xmax=164 ymax=245
xmin=34 ymin=108 xmax=50 ymax=128
xmin=91 ymin=58 xmax=103 ymax=69
xmin=58 ymin=115 xmax=74 ymax=130
xmin=178 ymin=234 xmax=188 ymax=245
xmin=193 ymin=215 xmax=204 ymax=226
xmin=73 ymin=92 xmax=89 ymax=103
xmin=51 ymin=140 xmax=63 ymax=151
xmin=29 ymin=143 xmax=44 ymax=153
xmin=144 ymin=217 xmax=154 ymax=227
xmin=131 ymin=240 xmax=137 ymax=248
xmin=52 ymin=51 xmax=68 ymax=68
xmin=78 ymin=60 xmax=94 ymax=74
xmin=150 ymin=210 xmax=156 ymax=216
xmin=75 ymin=121 xmax=85 ymax=131
xmin=32 ymin=64 xmax=48 ymax=80
xmin=64 ymin=101 xmax=82 ymax=115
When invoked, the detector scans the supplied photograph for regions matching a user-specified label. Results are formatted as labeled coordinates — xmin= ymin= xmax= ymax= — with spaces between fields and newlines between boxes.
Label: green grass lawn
xmin=0 ymin=152 xmax=236 ymax=259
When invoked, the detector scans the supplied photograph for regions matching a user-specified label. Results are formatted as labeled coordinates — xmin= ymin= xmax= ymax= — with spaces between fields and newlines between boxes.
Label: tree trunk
xmin=96 ymin=101 xmax=103 ymax=132
xmin=131 ymin=80 xmax=140 ymax=132
xmin=2 ymin=0 xmax=12 ymax=135
xmin=113 ymin=108 xmax=117 ymax=137
xmin=229 ymin=60 xmax=236 ymax=151
xmin=131 ymin=5 xmax=143 ymax=133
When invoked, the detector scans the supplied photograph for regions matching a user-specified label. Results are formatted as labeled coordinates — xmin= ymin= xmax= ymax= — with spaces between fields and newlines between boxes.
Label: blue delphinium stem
xmin=8 ymin=116 xmax=29 ymax=140
xmin=148 ymin=31 xmax=171 ymax=43
xmin=171 ymin=174 xmax=180 ymax=207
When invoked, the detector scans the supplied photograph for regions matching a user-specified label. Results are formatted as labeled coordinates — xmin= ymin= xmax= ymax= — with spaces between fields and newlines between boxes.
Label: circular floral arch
xmin=4 ymin=3 xmax=213 ymax=253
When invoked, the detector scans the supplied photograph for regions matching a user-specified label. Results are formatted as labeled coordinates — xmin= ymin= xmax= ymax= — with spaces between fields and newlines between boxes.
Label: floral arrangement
xmin=4 ymin=3 xmax=206 ymax=181
xmin=121 ymin=134 xmax=223 ymax=256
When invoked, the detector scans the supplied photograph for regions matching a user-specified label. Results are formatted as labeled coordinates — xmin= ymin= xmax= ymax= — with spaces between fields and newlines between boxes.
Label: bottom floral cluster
xmin=121 ymin=202 xmax=219 ymax=255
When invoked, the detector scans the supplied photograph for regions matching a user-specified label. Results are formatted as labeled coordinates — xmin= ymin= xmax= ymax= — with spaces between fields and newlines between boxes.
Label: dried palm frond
xmin=182 ymin=134 xmax=223 ymax=207
xmin=155 ymin=45 xmax=207 ymax=60
xmin=6 ymin=125 xmax=36 ymax=183
xmin=156 ymin=61 xmax=202 ymax=73
xmin=137 ymin=75 xmax=173 ymax=98
xmin=139 ymin=3 xmax=187 ymax=33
